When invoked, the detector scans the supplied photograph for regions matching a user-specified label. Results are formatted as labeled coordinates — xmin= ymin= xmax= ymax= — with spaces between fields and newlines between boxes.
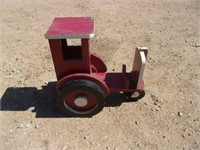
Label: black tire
xmin=57 ymin=80 xmax=105 ymax=117
xmin=123 ymin=92 xmax=134 ymax=98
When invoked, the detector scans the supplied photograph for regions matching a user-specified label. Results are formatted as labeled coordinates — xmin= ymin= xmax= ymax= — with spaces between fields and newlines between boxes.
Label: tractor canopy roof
xmin=45 ymin=17 xmax=94 ymax=39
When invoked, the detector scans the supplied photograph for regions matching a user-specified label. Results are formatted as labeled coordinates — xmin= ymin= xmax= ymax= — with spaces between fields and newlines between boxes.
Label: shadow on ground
xmin=0 ymin=82 xmax=144 ymax=118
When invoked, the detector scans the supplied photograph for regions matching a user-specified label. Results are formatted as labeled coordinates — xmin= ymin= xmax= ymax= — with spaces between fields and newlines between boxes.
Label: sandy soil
xmin=0 ymin=0 xmax=200 ymax=149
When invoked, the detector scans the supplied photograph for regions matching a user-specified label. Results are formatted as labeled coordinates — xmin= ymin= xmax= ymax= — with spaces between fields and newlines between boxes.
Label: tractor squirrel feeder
xmin=45 ymin=17 xmax=148 ymax=117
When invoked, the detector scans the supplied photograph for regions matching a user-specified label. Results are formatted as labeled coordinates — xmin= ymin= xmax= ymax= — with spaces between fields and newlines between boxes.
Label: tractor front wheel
xmin=57 ymin=80 xmax=105 ymax=117
xmin=124 ymin=91 xmax=145 ymax=99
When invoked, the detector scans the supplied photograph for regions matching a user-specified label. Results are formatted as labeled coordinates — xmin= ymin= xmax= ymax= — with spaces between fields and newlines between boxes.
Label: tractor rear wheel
xmin=57 ymin=80 xmax=105 ymax=117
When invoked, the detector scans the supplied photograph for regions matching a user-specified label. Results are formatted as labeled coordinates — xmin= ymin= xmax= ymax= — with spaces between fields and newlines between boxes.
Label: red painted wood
xmin=45 ymin=17 xmax=147 ymax=95
xmin=91 ymin=53 xmax=107 ymax=72
xmin=56 ymin=72 xmax=144 ymax=95
xmin=48 ymin=39 xmax=91 ymax=80
xmin=45 ymin=17 xmax=94 ymax=39
xmin=81 ymin=39 xmax=91 ymax=74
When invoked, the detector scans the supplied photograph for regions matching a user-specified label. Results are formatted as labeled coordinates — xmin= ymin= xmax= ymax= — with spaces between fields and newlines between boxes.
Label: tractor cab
xmin=45 ymin=17 xmax=106 ymax=80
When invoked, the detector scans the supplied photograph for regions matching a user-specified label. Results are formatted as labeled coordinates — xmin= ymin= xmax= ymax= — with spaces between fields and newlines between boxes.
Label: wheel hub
xmin=132 ymin=92 xmax=140 ymax=98
xmin=74 ymin=96 xmax=88 ymax=107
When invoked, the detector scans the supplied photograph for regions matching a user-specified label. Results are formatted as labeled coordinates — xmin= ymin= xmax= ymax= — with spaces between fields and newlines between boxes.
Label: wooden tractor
xmin=45 ymin=17 xmax=148 ymax=117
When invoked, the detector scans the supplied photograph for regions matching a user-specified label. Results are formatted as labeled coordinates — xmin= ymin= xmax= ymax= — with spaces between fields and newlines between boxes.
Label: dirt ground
xmin=0 ymin=0 xmax=200 ymax=149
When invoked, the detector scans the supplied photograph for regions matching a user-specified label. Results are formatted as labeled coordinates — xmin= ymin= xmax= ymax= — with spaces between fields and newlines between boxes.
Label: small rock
xmin=135 ymin=121 xmax=138 ymax=124
xmin=106 ymin=146 xmax=109 ymax=149
xmin=35 ymin=124 xmax=38 ymax=129
xmin=25 ymin=124 xmax=30 ymax=128
xmin=153 ymin=59 xmax=158 ymax=63
xmin=178 ymin=111 xmax=183 ymax=116
xmin=155 ymin=108 xmax=160 ymax=111
xmin=150 ymin=94 xmax=158 ymax=101
xmin=62 ymin=146 xmax=67 ymax=150
xmin=17 ymin=124 xmax=23 ymax=129
xmin=17 ymin=80 xmax=22 ymax=83
xmin=190 ymin=100 xmax=194 ymax=104
xmin=194 ymin=43 xmax=200 ymax=47
xmin=112 ymin=69 xmax=115 ymax=71
xmin=163 ymin=135 xmax=166 ymax=138
xmin=84 ymin=136 xmax=87 ymax=139
xmin=45 ymin=82 xmax=48 ymax=84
